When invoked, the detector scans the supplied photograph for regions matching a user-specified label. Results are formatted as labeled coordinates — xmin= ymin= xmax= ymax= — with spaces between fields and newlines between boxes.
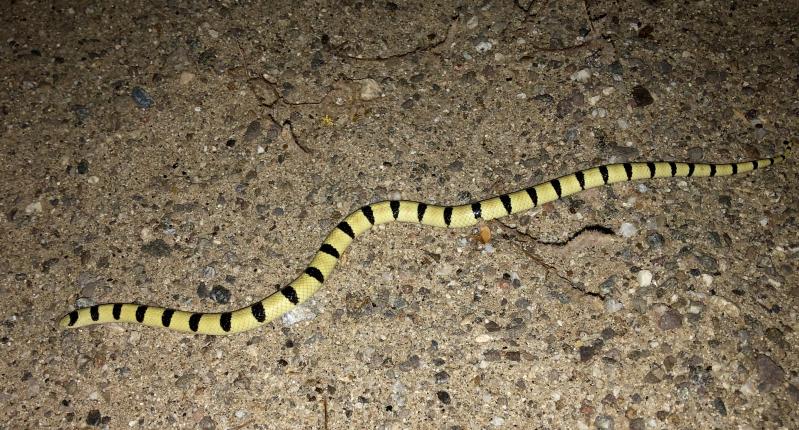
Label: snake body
xmin=59 ymin=150 xmax=789 ymax=335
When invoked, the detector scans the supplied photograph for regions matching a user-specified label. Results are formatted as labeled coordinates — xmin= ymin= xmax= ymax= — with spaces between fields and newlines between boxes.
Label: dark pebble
xmin=399 ymin=354 xmax=421 ymax=371
xmin=401 ymin=98 xmax=415 ymax=109
xmin=658 ymin=309 xmax=683 ymax=330
xmin=77 ymin=159 xmax=89 ymax=174
xmin=71 ymin=104 xmax=91 ymax=122
xmin=86 ymin=409 xmax=101 ymax=426
xmin=197 ymin=282 xmax=209 ymax=298
xmin=243 ymin=120 xmax=262 ymax=142
xmin=579 ymin=339 xmax=604 ymax=362
xmin=631 ymin=85 xmax=654 ymax=107
xmin=755 ymin=354 xmax=785 ymax=392
xmin=131 ymin=87 xmax=154 ymax=108
xmin=434 ymin=370 xmax=449 ymax=383
xmin=608 ymin=61 xmax=623 ymax=75
xmin=646 ymin=232 xmax=664 ymax=249
xmin=436 ymin=390 xmax=451 ymax=404
xmin=713 ymin=397 xmax=727 ymax=416
xmin=629 ymin=417 xmax=645 ymax=430
xmin=533 ymin=93 xmax=554 ymax=105
xmin=209 ymin=285 xmax=231 ymax=304
xmin=141 ymin=239 xmax=171 ymax=257
xmin=656 ymin=60 xmax=672 ymax=74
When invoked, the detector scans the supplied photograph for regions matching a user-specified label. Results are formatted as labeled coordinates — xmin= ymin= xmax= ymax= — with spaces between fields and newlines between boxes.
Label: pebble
xmin=570 ymin=69 xmax=591 ymax=83
xmin=198 ymin=416 xmax=216 ymax=430
xmin=141 ymin=239 xmax=171 ymax=257
xmin=646 ymin=232 xmax=664 ymax=248
xmin=637 ymin=270 xmax=653 ymax=287
xmin=474 ymin=334 xmax=493 ymax=343
xmin=243 ymin=120 xmax=261 ymax=142
xmin=359 ymin=79 xmax=381 ymax=101
xmin=179 ymin=72 xmax=195 ymax=85
xmin=77 ymin=159 xmax=89 ymax=174
xmin=131 ymin=87 xmax=154 ymax=108
xmin=281 ymin=305 xmax=317 ymax=326
xmin=467 ymin=16 xmax=479 ymax=29
xmin=436 ymin=390 xmax=451 ymax=404
xmin=594 ymin=415 xmax=614 ymax=430
xmin=475 ymin=41 xmax=493 ymax=53
xmin=604 ymin=298 xmax=623 ymax=314
xmin=755 ymin=354 xmax=784 ymax=392
xmin=618 ymin=223 xmax=637 ymax=238
xmin=209 ymin=285 xmax=230 ymax=304
xmin=86 ymin=409 xmax=101 ymax=426
xmin=658 ymin=308 xmax=683 ymax=330
xmin=490 ymin=416 xmax=505 ymax=427
xmin=25 ymin=201 xmax=42 ymax=214
xmin=631 ymin=85 xmax=653 ymax=107
xmin=87 ymin=175 xmax=99 ymax=184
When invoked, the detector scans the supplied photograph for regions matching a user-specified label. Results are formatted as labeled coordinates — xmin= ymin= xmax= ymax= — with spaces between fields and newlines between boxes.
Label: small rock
xmin=179 ymin=72 xmax=195 ymax=85
xmin=243 ymin=120 xmax=261 ymax=142
xmin=141 ymin=239 xmax=171 ymax=257
xmin=755 ymin=354 xmax=785 ymax=393
xmin=198 ymin=415 xmax=216 ymax=430
xmin=131 ymin=87 xmax=154 ymax=108
xmin=631 ymin=85 xmax=653 ymax=107
xmin=618 ymin=222 xmax=637 ymax=238
xmin=77 ymin=159 xmax=89 ymax=174
xmin=475 ymin=41 xmax=493 ymax=53
xmin=594 ymin=415 xmax=614 ymax=430
xmin=658 ymin=309 xmax=682 ymax=331
xmin=359 ymin=79 xmax=381 ymax=101
xmin=436 ymin=390 xmax=451 ymax=404
xmin=637 ymin=270 xmax=653 ymax=287
xmin=605 ymin=298 xmax=623 ymax=314
xmin=490 ymin=416 xmax=505 ymax=427
xmin=209 ymin=285 xmax=230 ymax=304
xmin=646 ymin=232 xmax=664 ymax=248
xmin=86 ymin=409 xmax=101 ymax=426
xmin=25 ymin=201 xmax=42 ymax=214
xmin=570 ymin=69 xmax=591 ymax=83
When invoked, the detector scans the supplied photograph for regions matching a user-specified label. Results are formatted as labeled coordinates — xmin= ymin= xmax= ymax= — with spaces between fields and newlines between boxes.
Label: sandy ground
xmin=1 ymin=1 xmax=797 ymax=429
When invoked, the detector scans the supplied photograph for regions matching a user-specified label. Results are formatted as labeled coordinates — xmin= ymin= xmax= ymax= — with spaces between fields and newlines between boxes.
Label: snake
xmin=59 ymin=145 xmax=791 ymax=335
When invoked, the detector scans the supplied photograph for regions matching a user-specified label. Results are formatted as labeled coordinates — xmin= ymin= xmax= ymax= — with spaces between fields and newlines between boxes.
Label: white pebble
xmin=474 ymin=334 xmax=493 ymax=343
xmin=467 ymin=16 xmax=479 ymax=29
xmin=256 ymin=145 xmax=265 ymax=154
xmin=388 ymin=190 xmax=402 ymax=201
xmin=618 ymin=222 xmax=638 ymax=238
xmin=25 ymin=201 xmax=42 ymax=214
xmin=475 ymin=41 xmax=493 ymax=53
xmin=759 ymin=217 xmax=768 ymax=226
xmin=604 ymin=298 xmax=623 ymax=313
xmin=491 ymin=416 xmax=505 ymax=427
xmin=515 ymin=92 xmax=527 ymax=99
xmin=359 ymin=79 xmax=381 ymax=101
xmin=482 ymin=244 xmax=494 ymax=254
xmin=282 ymin=305 xmax=317 ymax=326
xmin=701 ymin=274 xmax=713 ymax=287
xmin=570 ymin=69 xmax=591 ymax=83
xmin=87 ymin=176 xmax=99 ymax=184
xmin=235 ymin=410 xmax=248 ymax=419
xmin=636 ymin=270 xmax=653 ymax=287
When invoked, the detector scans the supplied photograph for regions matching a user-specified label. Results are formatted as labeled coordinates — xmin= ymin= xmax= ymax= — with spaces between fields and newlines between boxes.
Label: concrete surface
xmin=1 ymin=1 xmax=797 ymax=429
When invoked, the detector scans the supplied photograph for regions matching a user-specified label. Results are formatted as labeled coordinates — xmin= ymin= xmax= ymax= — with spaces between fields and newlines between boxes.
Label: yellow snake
xmin=59 ymin=146 xmax=790 ymax=335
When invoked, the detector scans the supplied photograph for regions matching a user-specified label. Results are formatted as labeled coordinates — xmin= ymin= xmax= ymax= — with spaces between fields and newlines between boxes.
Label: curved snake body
xmin=59 ymin=152 xmax=789 ymax=335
